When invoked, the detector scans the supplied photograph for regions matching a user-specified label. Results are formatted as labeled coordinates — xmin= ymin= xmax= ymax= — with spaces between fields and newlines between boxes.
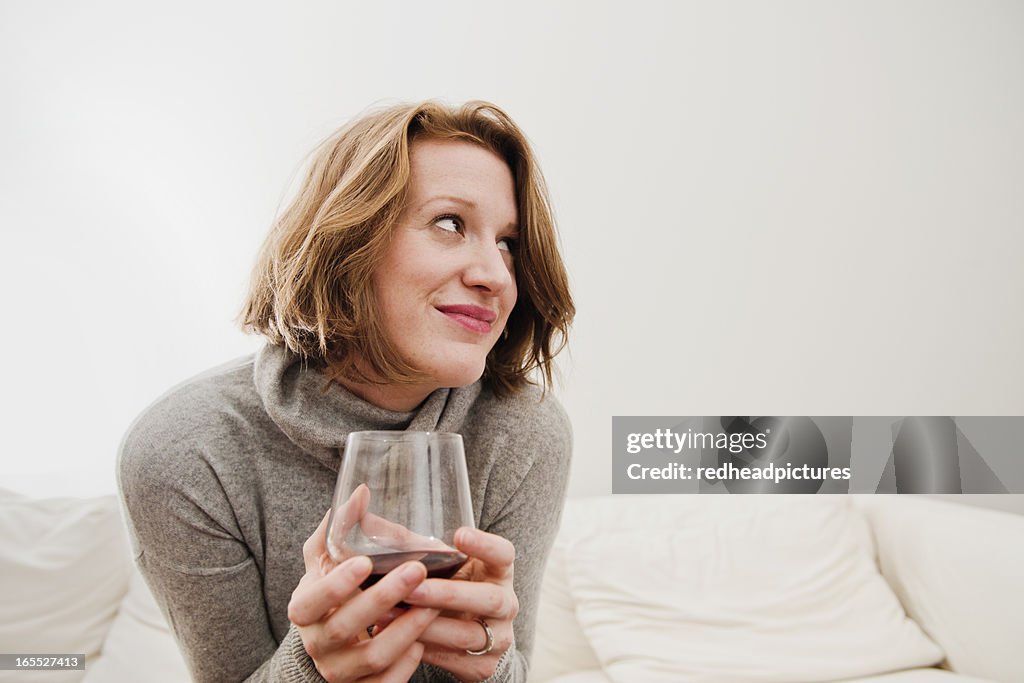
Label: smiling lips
xmin=436 ymin=304 xmax=497 ymax=334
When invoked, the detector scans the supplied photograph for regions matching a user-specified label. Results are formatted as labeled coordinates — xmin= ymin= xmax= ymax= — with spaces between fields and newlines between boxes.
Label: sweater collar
xmin=253 ymin=343 xmax=482 ymax=472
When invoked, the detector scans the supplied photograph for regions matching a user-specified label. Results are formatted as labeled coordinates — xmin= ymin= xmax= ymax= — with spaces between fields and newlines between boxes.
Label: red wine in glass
xmin=359 ymin=550 xmax=468 ymax=590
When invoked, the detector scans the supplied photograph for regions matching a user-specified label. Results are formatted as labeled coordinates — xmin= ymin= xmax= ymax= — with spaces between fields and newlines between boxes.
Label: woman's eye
xmin=498 ymin=237 xmax=518 ymax=254
xmin=434 ymin=216 xmax=461 ymax=233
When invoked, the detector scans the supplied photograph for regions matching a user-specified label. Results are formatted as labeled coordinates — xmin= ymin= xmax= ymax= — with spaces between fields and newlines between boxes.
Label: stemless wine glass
xmin=326 ymin=431 xmax=474 ymax=589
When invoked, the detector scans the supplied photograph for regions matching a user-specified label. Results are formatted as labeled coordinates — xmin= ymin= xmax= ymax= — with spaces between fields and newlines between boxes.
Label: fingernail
xmin=407 ymin=584 xmax=427 ymax=600
xmin=457 ymin=527 xmax=476 ymax=545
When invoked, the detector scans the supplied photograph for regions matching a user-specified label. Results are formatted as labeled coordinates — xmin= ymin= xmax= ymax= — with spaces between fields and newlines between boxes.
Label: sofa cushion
xmin=0 ymin=490 xmax=132 ymax=682
xmin=857 ymin=496 xmax=1024 ymax=683
xmin=563 ymin=496 xmax=943 ymax=683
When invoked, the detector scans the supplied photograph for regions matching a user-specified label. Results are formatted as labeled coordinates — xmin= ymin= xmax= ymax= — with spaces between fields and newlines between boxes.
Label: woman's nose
xmin=462 ymin=240 xmax=514 ymax=293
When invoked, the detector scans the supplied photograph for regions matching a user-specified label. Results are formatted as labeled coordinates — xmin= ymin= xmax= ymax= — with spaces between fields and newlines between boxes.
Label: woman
xmin=118 ymin=100 xmax=574 ymax=683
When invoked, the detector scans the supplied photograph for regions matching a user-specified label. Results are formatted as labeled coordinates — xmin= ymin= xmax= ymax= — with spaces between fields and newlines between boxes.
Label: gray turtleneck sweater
xmin=117 ymin=343 xmax=572 ymax=683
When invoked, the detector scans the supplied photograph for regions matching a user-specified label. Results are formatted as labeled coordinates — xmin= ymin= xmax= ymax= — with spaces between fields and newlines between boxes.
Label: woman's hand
xmin=288 ymin=509 xmax=440 ymax=682
xmin=400 ymin=528 xmax=518 ymax=682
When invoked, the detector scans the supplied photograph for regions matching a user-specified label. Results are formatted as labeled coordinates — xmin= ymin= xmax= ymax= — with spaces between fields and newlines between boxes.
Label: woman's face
xmin=371 ymin=137 xmax=519 ymax=398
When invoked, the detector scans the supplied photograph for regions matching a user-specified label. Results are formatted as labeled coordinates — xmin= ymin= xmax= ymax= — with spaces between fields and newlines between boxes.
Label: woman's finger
xmin=318 ymin=560 xmax=428 ymax=639
xmin=316 ymin=608 xmax=437 ymax=681
xmin=288 ymin=555 xmax=372 ymax=626
xmin=301 ymin=509 xmax=333 ymax=573
xmin=364 ymin=607 xmax=438 ymax=663
xmin=420 ymin=643 xmax=503 ymax=683
xmin=454 ymin=527 xmax=515 ymax=579
xmin=369 ymin=606 xmax=406 ymax=635
xmin=361 ymin=641 xmax=425 ymax=683
xmin=415 ymin=614 xmax=513 ymax=653
xmin=332 ymin=483 xmax=371 ymax=541
xmin=402 ymin=577 xmax=519 ymax=620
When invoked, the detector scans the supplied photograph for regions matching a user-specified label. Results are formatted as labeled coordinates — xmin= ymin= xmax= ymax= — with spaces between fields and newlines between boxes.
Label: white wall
xmin=1 ymin=1 xmax=1021 ymax=499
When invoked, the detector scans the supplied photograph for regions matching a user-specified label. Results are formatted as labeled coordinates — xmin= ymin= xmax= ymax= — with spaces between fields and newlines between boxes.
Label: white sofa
xmin=531 ymin=496 xmax=1023 ymax=683
xmin=1 ymin=491 xmax=1021 ymax=683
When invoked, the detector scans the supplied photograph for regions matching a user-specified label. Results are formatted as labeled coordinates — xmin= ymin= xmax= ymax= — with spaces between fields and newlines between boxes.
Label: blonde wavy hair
xmin=239 ymin=100 xmax=574 ymax=395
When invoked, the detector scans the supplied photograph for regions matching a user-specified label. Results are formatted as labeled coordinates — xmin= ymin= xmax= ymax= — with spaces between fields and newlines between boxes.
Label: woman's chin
xmin=429 ymin=361 xmax=487 ymax=390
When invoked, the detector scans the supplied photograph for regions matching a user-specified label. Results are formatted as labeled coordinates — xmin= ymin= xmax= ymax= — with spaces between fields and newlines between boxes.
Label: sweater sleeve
xmin=422 ymin=392 xmax=573 ymax=683
xmin=118 ymin=427 xmax=325 ymax=683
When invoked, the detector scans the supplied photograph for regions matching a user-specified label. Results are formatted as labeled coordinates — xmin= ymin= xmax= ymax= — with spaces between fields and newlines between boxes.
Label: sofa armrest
xmin=855 ymin=496 xmax=1024 ymax=683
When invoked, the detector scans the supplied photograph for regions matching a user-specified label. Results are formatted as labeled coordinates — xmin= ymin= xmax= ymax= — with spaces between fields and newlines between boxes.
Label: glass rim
xmin=346 ymin=430 xmax=463 ymax=443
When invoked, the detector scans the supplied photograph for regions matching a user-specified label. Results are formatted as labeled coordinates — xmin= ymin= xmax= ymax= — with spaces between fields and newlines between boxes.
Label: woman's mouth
xmin=435 ymin=304 xmax=497 ymax=334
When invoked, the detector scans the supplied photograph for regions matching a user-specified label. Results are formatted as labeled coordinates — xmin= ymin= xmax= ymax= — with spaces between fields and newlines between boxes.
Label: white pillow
xmin=857 ymin=496 xmax=1024 ymax=683
xmin=82 ymin=570 xmax=190 ymax=683
xmin=531 ymin=531 xmax=602 ymax=682
xmin=0 ymin=490 xmax=132 ymax=682
xmin=563 ymin=496 xmax=943 ymax=683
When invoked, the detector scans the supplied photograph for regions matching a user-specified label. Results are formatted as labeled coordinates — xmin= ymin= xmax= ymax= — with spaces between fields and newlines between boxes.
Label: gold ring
xmin=464 ymin=617 xmax=494 ymax=656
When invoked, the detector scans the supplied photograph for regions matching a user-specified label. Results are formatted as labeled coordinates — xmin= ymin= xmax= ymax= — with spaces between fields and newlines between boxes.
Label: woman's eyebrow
xmin=418 ymin=195 xmax=477 ymax=210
